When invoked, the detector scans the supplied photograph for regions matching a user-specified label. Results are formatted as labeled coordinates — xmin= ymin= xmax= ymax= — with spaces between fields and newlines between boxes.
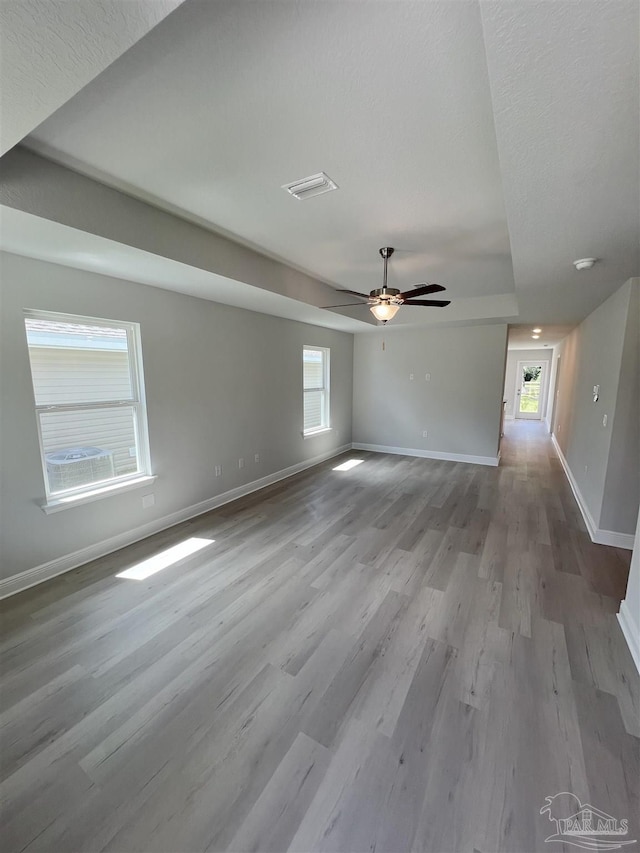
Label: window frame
xmin=303 ymin=345 xmax=331 ymax=436
xmin=24 ymin=309 xmax=153 ymax=509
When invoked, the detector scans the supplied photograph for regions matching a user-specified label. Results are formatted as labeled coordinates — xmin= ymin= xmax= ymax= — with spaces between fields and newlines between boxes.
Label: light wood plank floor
xmin=1 ymin=421 xmax=638 ymax=853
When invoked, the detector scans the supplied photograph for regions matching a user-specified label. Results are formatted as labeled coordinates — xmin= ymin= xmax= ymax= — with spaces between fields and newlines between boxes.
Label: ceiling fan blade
xmin=336 ymin=289 xmax=371 ymax=299
xmin=399 ymin=283 xmax=446 ymax=299
xmin=321 ymin=303 xmax=368 ymax=309
xmin=402 ymin=299 xmax=451 ymax=307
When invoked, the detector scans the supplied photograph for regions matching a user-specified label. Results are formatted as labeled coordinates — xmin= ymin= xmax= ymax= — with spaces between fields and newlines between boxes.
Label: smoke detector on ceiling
xmin=573 ymin=258 xmax=598 ymax=270
xmin=282 ymin=172 xmax=338 ymax=200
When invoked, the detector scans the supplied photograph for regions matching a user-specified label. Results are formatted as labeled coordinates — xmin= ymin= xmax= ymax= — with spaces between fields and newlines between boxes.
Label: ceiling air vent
xmin=282 ymin=172 xmax=338 ymax=200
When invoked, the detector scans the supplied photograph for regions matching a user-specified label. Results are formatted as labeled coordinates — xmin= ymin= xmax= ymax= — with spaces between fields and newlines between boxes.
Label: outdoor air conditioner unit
xmin=45 ymin=446 xmax=115 ymax=492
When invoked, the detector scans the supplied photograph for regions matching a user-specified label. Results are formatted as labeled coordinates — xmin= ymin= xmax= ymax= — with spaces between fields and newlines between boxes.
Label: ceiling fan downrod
xmin=379 ymin=246 xmax=394 ymax=294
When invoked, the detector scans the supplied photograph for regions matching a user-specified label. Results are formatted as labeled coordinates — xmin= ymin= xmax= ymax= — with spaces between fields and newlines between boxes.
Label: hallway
xmin=1 ymin=421 xmax=638 ymax=852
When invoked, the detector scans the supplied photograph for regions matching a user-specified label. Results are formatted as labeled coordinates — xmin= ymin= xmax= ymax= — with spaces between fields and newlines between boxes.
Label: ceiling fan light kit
xmin=324 ymin=246 xmax=451 ymax=323
xmin=370 ymin=302 xmax=400 ymax=322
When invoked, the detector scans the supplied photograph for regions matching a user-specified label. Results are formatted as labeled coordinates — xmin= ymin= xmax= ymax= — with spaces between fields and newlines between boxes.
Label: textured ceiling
xmin=479 ymin=0 xmax=640 ymax=325
xmin=24 ymin=0 xmax=515 ymax=308
xmin=0 ymin=0 xmax=185 ymax=155
xmin=5 ymin=0 xmax=639 ymax=333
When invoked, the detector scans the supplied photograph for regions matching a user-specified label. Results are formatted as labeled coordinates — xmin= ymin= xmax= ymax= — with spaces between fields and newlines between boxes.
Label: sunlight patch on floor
xmin=332 ymin=459 xmax=364 ymax=471
xmin=116 ymin=537 xmax=214 ymax=580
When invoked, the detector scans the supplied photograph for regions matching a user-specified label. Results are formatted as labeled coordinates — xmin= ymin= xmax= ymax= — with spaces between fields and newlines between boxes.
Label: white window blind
xmin=24 ymin=311 xmax=151 ymax=501
xmin=303 ymin=346 xmax=330 ymax=434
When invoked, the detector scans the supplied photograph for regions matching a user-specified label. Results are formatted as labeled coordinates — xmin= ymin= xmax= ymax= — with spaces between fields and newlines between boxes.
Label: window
xmin=24 ymin=310 xmax=152 ymax=507
xmin=303 ymin=346 xmax=330 ymax=434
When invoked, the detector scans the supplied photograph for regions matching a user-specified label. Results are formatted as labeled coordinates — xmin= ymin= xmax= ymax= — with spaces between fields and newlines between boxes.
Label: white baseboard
xmin=551 ymin=434 xmax=635 ymax=550
xmin=352 ymin=442 xmax=500 ymax=467
xmin=0 ymin=444 xmax=352 ymax=600
xmin=618 ymin=600 xmax=640 ymax=675
xmin=591 ymin=529 xmax=635 ymax=549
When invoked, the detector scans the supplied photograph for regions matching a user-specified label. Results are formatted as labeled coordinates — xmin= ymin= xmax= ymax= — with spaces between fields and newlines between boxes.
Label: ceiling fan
xmin=325 ymin=247 xmax=450 ymax=323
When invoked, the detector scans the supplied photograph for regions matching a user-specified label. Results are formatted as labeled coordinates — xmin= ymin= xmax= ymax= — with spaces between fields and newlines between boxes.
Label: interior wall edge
xmin=617 ymin=602 xmax=640 ymax=676
xmin=619 ymin=507 xmax=640 ymax=673
xmin=551 ymin=434 xmax=635 ymax=550
xmin=0 ymin=442 xmax=353 ymax=600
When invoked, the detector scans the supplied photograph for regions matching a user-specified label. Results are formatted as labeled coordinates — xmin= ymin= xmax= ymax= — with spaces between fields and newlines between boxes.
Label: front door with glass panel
xmin=516 ymin=362 xmax=546 ymax=420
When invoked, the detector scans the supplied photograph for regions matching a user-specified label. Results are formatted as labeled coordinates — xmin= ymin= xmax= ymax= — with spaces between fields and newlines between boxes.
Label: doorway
xmin=515 ymin=361 xmax=547 ymax=420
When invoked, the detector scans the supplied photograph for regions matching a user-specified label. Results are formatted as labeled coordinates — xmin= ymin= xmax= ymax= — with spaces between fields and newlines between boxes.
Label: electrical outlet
xmin=409 ymin=373 xmax=414 ymax=381
xmin=425 ymin=373 xmax=431 ymax=381
xmin=238 ymin=457 xmax=244 ymax=469
xmin=254 ymin=453 xmax=260 ymax=463
xmin=214 ymin=465 xmax=222 ymax=477
xmin=142 ymin=494 xmax=155 ymax=509
xmin=422 ymin=430 xmax=428 ymax=438
xmin=602 ymin=414 xmax=608 ymax=427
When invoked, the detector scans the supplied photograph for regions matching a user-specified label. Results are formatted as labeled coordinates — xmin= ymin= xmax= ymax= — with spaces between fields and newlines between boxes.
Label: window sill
xmin=303 ymin=428 xmax=333 ymax=439
xmin=41 ymin=475 xmax=157 ymax=514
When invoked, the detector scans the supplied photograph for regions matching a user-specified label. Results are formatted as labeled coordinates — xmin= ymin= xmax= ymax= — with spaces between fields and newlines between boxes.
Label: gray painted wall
xmin=0 ymin=252 xmax=354 ymax=579
xmin=503 ymin=348 xmax=552 ymax=419
xmin=600 ymin=280 xmax=640 ymax=533
xmin=554 ymin=278 xmax=639 ymax=535
xmin=352 ymin=323 xmax=508 ymax=460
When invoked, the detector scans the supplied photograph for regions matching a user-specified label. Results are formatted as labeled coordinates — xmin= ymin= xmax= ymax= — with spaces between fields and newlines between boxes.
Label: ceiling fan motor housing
xmin=370 ymin=287 xmax=401 ymax=300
